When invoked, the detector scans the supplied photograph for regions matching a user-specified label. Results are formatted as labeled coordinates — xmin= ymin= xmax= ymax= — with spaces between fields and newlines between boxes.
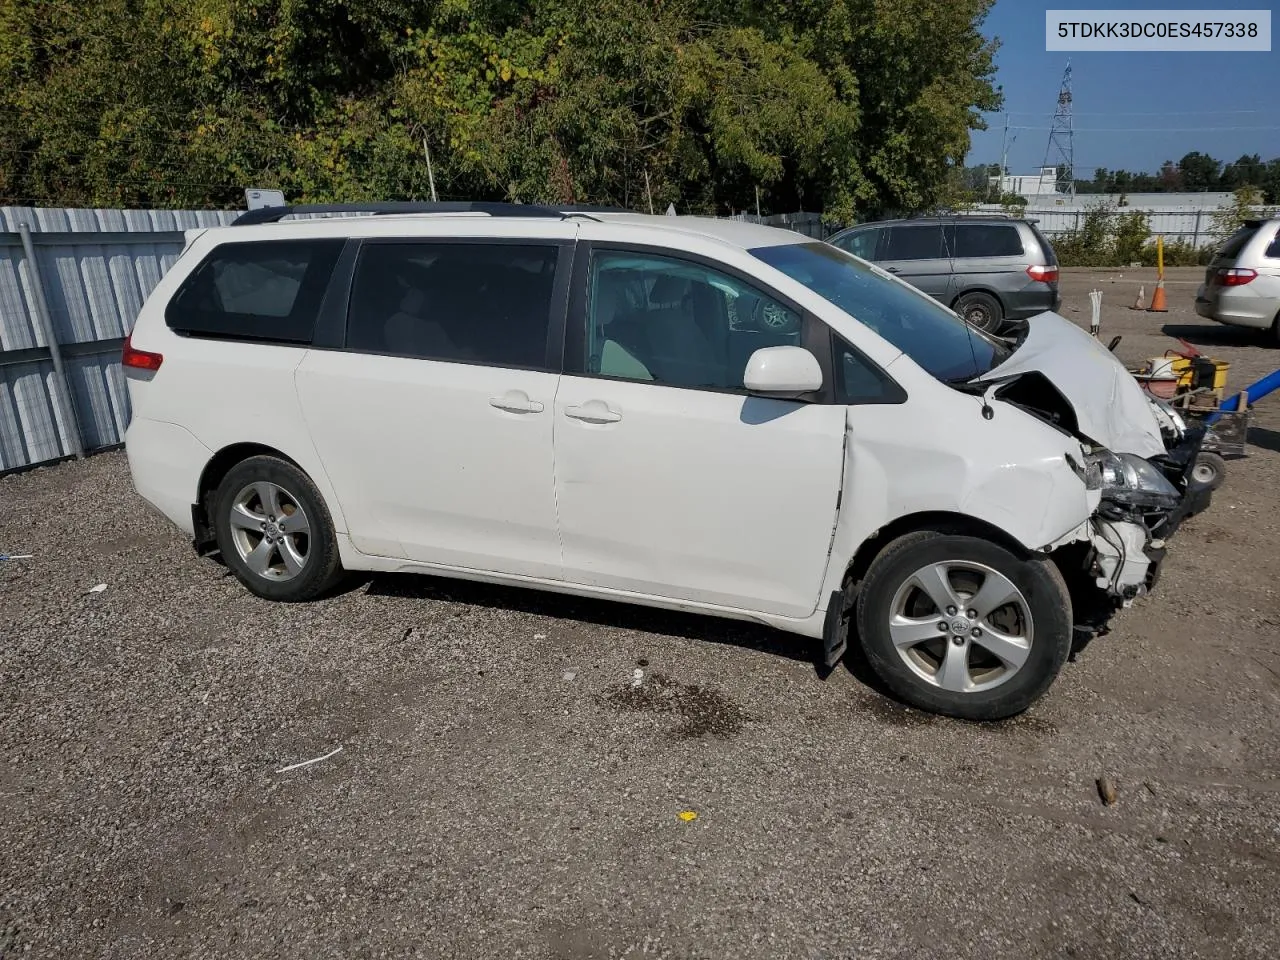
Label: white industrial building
xmin=989 ymin=166 xmax=1235 ymax=210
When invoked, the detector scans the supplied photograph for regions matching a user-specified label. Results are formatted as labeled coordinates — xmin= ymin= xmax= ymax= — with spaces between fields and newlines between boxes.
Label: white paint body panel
xmin=296 ymin=350 xmax=562 ymax=577
xmin=552 ymin=376 xmax=846 ymax=618
xmin=975 ymin=310 xmax=1167 ymax=458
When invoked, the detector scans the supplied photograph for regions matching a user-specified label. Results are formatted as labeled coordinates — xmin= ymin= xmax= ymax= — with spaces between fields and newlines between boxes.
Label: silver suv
xmin=826 ymin=215 xmax=1062 ymax=333
xmin=1195 ymin=217 xmax=1280 ymax=344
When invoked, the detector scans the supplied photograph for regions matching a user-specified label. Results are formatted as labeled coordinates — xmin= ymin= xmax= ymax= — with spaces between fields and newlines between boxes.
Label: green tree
xmin=0 ymin=0 xmax=1004 ymax=217
xmin=1177 ymin=151 xmax=1220 ymax=191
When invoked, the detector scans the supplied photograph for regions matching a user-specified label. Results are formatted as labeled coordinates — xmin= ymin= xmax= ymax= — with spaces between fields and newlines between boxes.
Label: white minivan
xmin=123 ymin=202 xmax=1212 ymax=720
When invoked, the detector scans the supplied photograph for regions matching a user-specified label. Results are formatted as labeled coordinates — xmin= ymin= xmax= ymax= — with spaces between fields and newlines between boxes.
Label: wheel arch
xmin=840 ymin=511 xmax=1032 ymax=591
xmin=192 ymin=443 xmax=309 ymax=554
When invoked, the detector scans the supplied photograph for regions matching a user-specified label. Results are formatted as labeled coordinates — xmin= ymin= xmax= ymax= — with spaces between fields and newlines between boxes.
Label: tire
xmin=855 ymin=531 xmax=1072 ymax=721
xmin=1270 ymin=312 xmax=1280 ymax=347
xmin=1190 ymin=452 xmax=1226 ymax=492
xmin=954 ymin=291 xmax=1003 ymax=334
xmin=212 ymin=455 xmax=342 ymax=602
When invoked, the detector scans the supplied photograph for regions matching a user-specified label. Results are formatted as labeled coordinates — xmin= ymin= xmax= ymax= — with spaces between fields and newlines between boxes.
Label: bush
xmin=1053 ymin=203 xmax=1116 ymax=267
xmin=1051 ymin=200 xmax=1214 ymax=267
xmin=1139 ymin=239 xmax=1214 ymax=268
xmin=1112 ymin=210 xmax=1150 ymax=265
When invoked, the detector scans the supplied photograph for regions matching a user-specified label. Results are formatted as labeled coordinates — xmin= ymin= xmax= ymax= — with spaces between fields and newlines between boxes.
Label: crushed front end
xmin=1054 ymin=403 xmax=1213 ymax=650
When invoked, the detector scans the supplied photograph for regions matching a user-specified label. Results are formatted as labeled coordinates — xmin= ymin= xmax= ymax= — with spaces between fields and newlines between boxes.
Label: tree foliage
xmin=1076 ymin=151 xmax=1280 ymax=202
xmin=0 ymin=0 xmax=1001 ymax=217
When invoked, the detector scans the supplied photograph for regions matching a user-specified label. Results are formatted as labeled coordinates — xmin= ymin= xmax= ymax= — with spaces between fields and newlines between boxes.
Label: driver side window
xmin=585 ymin=250 xmax=802 ymax=391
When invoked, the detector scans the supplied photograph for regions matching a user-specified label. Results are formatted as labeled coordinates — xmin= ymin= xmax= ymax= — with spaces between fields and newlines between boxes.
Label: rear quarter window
xmin=1217 ymin=225 xmax=1259 ymax=260
xmin=951 ymin=223 xmax=1025 ymax=258
xmin=1264 ymin=227 xmax=1280 ymax=260
xmin=166 ymin=238 xmax=345 ymax=343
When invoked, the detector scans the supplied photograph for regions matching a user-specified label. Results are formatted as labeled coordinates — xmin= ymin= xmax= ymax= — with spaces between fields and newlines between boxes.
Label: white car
xmin=1194 ymin=216 xmax=1280 ymax=343
xmin=122 ymin=202 xmax=1212 ymax=720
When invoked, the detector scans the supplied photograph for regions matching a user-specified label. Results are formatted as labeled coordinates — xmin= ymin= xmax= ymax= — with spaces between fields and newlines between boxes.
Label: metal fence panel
xmin=968 ymin=203 xmax=1221 ymax=245
xmin=0 ymin=206 xmax=239 ymax=474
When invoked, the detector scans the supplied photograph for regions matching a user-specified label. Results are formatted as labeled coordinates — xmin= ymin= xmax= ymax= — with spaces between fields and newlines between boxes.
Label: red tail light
xmin=1026 ymin=265 xmax=1059 ymax=283
xmin=121 ymin=332 xmax=163 ymax=371
xmin=1215 ymin=267 xmax=1257 ymax=287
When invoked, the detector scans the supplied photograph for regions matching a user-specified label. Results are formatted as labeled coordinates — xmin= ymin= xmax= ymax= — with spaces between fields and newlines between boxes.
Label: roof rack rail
xmin=231 ymin=201 xmax=589 ymax=226
xmin=556 ymin=204 xmax=634 ymax=214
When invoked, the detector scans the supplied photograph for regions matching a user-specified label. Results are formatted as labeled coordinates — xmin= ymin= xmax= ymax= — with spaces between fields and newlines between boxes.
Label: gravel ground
xmin=2 ymin=267 xmax=1279 ymax=959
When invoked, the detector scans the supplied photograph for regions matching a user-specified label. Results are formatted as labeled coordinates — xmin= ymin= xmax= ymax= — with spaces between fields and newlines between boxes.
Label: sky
xmin=967 ymin=1 xmax=1280 ymax=178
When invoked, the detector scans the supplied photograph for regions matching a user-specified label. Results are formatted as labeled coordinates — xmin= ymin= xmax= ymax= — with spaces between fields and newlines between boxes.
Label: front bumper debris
xmin=1088 ymin=426 xmax=1213 ymax=607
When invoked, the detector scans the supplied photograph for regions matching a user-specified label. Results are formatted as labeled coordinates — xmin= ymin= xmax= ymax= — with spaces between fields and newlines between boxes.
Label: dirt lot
xmin=2 ymin=266 xmax=1278 ymax=960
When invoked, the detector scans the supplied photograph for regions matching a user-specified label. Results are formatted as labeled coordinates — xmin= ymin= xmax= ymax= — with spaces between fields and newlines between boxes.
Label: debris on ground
xmin=1097 ymin=776 xmax=1118 ymax=806
xmin=87 ymin=583 xmax=107 ymax=594
xmin=678 ymin=810 xmax=698 ymax=822
xmin=275 ymin=746 xmax=344 ymax=774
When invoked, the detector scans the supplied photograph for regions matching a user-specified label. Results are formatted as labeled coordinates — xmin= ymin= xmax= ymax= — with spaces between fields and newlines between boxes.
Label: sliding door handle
xmin=564 ymin=400 xmax=622 ymax=424
xmin=489 ymin=391 xmax=544 ymax=414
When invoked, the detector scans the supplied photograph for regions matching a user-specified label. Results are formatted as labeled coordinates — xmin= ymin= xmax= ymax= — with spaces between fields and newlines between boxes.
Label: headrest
xmin=649 ymin=274 xmax=688 ymax=304
xmin=400 ymin=287 xmax=425 ymax=315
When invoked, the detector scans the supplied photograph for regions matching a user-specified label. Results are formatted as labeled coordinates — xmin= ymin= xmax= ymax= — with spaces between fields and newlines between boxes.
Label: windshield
xmin=750 ymin=241 xmax=1010 ymax=382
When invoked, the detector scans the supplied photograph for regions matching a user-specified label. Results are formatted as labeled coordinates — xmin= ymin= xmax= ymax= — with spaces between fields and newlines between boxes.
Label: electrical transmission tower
xmin=1042 ymin=61 xmax=1075 ymax=198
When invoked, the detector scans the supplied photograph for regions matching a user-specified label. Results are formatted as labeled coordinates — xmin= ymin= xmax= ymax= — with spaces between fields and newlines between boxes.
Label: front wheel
xmin=212 ymin=455 xmax=343 ymax=602
xmin=855 ymin=532 xmax=1072 ymax=720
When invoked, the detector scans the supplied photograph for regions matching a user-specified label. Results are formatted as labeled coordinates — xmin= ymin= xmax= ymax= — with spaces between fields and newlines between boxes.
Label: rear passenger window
xmin=167 ymin=239 xmax=344 ymax=343
xmin=345 ymin=242 xmax=560 ymax=369
xmin=882 ymin=225 xmax=944 ymax=261
xmin=1265 ymin=230 xmax=1280 ymax=260
xmin=952 ymin=224 xmax=1024 ymax=258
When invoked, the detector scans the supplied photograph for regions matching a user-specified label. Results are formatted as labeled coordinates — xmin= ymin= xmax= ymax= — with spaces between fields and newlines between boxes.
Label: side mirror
xmin=743 ymin=346 xmax=823 ymax=397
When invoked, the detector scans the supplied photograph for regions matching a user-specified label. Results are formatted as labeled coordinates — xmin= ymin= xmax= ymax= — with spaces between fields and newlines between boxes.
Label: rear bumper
xmin=1194 ymin=287 xmax=1279 ymax=329
xmin=1004 ymin=287 xmax=1061 ymax=321
xmin=124 ymin=417 xmax=212 ymax=535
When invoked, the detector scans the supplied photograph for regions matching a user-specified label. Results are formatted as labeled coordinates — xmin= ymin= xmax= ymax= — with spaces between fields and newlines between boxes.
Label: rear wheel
xmin=954 ymin=291 xmax=1003 ymax=333
xmin=212 ymin=455 xmax=342 ymax=602
xmin=855 ymin=532 xmax=1072 ymax=720
xmin=1271 ymin=312 xmax=1279 ymax=347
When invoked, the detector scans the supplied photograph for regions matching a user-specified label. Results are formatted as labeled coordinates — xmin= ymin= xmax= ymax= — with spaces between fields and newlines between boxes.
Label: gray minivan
xmin=826 ymin=216 xmax=1062 ymax=333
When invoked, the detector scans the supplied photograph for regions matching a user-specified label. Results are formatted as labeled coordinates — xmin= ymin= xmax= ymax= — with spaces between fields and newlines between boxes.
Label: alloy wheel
xmin=888 ymin=560 xmax=1034 ymax=694
xmin=227 ymin=481 xmax=312 ymax=581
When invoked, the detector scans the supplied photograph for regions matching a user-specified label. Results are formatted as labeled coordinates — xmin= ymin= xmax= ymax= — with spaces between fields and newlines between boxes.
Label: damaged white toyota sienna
xmin=123 ymin=203 xmax=1212 ymax=720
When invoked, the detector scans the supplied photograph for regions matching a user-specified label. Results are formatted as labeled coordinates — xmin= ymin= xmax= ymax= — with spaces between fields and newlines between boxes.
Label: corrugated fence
xmin=968 ymin=204 xmax=1225 ymax=244
xmin=0 ymin=206 xmax=241 ymax=474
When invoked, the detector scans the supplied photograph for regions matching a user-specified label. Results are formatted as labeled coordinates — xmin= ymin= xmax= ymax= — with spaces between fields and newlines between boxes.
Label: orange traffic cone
xmin=1147 ymin=279 xmax=1168 ymax=313
xmin=1129 ymin=285 xmax=1146 ymax=310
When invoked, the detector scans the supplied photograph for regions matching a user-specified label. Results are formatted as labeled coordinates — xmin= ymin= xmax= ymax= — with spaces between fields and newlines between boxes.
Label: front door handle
xmin=489 ymin=390 xmax=544 ymax=414
xmin=886 ymin=266 xmax=901 ymax=273
xmin=564 ymin=400 xmax=622 ymax=424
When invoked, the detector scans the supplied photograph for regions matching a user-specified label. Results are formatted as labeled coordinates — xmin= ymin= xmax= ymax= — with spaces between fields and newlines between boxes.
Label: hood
xmin=974 ymin=312 xmax=1166 ymax=458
